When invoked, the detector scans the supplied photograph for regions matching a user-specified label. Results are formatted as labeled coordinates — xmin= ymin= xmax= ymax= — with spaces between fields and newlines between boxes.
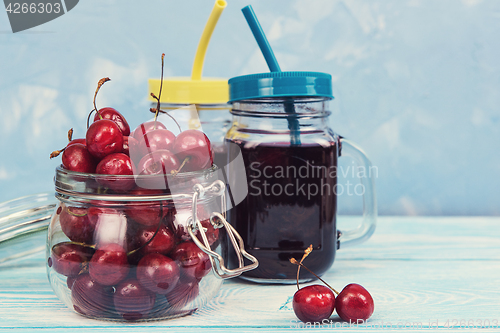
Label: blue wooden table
xmin=1 ymin=216 xmax=499 ymax=332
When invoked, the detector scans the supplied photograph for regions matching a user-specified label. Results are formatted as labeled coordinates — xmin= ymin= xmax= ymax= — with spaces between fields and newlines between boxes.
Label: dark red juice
xmin=227 ymin=140 xmax=338 ymax=282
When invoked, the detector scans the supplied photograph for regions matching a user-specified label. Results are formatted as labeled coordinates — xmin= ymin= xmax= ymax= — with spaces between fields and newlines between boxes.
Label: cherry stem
xmin=54 ymin=241 xmax=96 ymax=251
xmin=127 ymin=202 xmax=164 ymax=256
xmin=153 ymin=53 xmax=165 ymax=130
xmin=80 ymin=262 xmax=89 ymax=275
xmin=171 ymin=156 xmax=191 ymax=176
xmin=292 ymin=244 xmax=313 ymax=290
xmin=86 ymin=109 xmax=96 ymax=129
xmin=50 ymin=128 xmax=75 ymax=158
xmin=50 ymin=149 xmax=64 ymax=159
xmin=149 ymin=107 xmax=182 ymax=132
xmin=290 ymin=258 xmax=340 ymax=295
xmin=92 ymin=77 xmax=111 ymax=120
xmin=66 ymin=210 xmax=88 ymax=218
xmin=296 ymin=263 xmax=301 ymax=290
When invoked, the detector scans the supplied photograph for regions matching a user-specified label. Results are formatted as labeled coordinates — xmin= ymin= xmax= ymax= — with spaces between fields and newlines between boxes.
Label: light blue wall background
xmin=0 ymin=0 xmax=499 ymax=215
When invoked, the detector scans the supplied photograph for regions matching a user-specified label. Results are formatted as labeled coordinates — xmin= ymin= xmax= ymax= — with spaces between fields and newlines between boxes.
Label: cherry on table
xmin=89 ymin=243 xmax=130 ymax=286
xmin=292 ymin=284 xmax=335 ymax=323
xmin=113 ymin=278 xmax=156 ymax=321
xmin=288 ymin=245 xmax=375 ymax=324
xmin=335 ymin=283 xmax=374 ymax=323
xmin=94 ymin=107 xmax=130 ymax=136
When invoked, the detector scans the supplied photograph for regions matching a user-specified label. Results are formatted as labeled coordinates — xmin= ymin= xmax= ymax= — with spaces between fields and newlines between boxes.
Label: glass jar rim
xmin=54 ymin=165 xmax=222 ymax=202
xmin=230 ymin=109 xmax=331 ymax=119
xmin=230 ymin=97 xmax=331 ymax=119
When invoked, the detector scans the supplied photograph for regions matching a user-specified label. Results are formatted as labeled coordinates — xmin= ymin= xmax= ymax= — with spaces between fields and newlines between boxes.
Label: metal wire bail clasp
xmin=187 ymin=180 xmax=258 ymax=279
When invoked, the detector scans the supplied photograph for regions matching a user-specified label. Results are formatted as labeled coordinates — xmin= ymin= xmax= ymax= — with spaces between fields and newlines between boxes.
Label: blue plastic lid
xmin=228 ymin=71 xmax=333 ymax=102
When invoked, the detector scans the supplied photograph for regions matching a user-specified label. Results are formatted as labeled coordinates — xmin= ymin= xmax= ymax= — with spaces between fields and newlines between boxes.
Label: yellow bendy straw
xmin=148 ymin=0 xmax=228 ymax=106
xmin=191 ymin=0 xmax=227 ymax=80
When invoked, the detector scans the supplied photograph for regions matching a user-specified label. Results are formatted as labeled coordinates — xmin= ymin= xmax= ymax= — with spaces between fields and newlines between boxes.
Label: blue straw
xmin=241 ymin=5 xmax=281 ymax=72
xmin=241 ymin=5 xmax=300 ymax=145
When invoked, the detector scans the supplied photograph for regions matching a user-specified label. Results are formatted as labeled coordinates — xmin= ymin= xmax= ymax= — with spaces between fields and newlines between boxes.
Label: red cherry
xmin=95 ymin=153 xmax=134 ymax=191
xmin=86 ymin=119 xmax=124 ymax=159
xmin=87 ymin=206 xmax=123 ymax=226
xmin=67 ymin=138 xmax=87 ymax=147
xmin=137 ymin=128 xmax=176 ymax=157
xmin=89 ymin=243 xmax=130 ymax=286
xmin=174 ymin=205 xmax=218 ymax=245
xmin=173 ymin=130 xmax=213 ymax=172
xmin=172 ymin=241 xmax=211 ymax=281
xmin=59 ymin=205 xmax=96 ymax=243
xmin=137 ymin=150 xmax=180 ymax=176
xmin=194 ymin=205 xmax=219 ymax=246
xmin=50 ymin=243 xmax=94 ymax=277
xmin=165 ymin=279 xmax=199 ymax=310
xmin=113 ymin=278 xmax=156 ymax=321
xmin=136 ymin=253 xmax=180 ymax=294
xmin=67 ymin=276 xmax=77 ymax=289
xmin=71 ymin=274 xmax=114 ymax=318
xmin=335 ymin=284 xmax=374 ymax=323
xmin=132 ymin=121 xmax=167 ymax=142
xmin=293 ymin=284 xmax=335 ymax=323
xmin=124 ymin=187 xmax=170 ymax=226
xmin=61 ymin=143 xmax=97 ymax=173
xmin=136 ymin=224 xmax=176 ymax=256
xmin=94 ymin=107 xmax=130 ymax=136
xmin=122 ymin=136 xmax=137 ymax=156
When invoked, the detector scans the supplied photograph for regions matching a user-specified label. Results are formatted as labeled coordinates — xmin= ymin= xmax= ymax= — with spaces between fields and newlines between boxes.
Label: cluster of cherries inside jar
xmin=49 ymin=199 xmax=219 ymax=321
xmin=48 ymin=56 xmax=220 ymax=321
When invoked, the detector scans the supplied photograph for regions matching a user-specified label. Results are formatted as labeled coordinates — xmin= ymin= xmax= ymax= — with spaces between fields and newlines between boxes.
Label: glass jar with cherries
xmin=47 ymin=165 xmax=257 ymax=321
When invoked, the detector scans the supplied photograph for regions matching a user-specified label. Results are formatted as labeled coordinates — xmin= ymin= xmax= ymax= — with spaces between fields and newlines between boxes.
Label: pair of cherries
xmin=290 ymin=246 xmax=374 ymax=324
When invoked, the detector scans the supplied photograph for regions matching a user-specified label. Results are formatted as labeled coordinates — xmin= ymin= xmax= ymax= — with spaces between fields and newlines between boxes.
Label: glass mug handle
xmin=337 ymin=138 xmax=377 ymax=248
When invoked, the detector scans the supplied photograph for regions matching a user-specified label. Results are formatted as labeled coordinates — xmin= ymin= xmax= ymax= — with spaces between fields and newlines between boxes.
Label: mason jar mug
xmin=225 ymin=72 xmax=377 ymax=283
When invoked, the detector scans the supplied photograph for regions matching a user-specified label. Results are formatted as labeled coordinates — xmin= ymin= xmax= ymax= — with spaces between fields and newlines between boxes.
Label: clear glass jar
xmin=226 ymin=97 xmax=376 ymax=284
xmin=46 ymin=165 xmax=256 ymax=321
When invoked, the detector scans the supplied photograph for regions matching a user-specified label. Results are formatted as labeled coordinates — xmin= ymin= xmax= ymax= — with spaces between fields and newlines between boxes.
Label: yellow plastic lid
xmin=148 ymin=77 xmax=228 ymax=105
